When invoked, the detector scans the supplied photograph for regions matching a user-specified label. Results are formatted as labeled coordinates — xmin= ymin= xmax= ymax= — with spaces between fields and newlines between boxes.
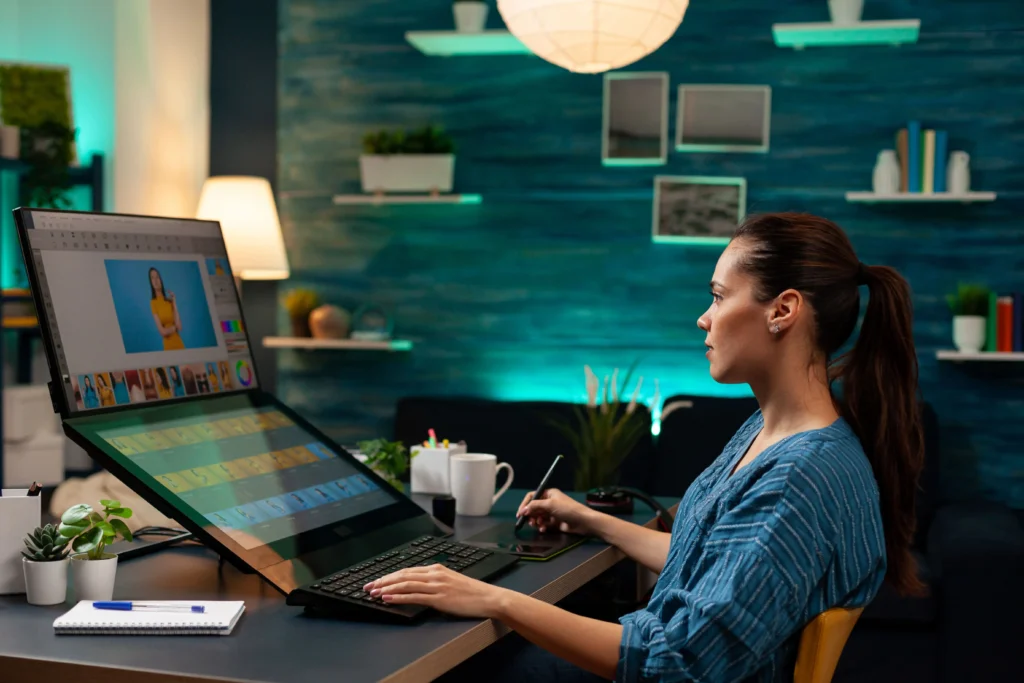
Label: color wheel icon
xmin=235 ymin=359 xmax=253 ymax=387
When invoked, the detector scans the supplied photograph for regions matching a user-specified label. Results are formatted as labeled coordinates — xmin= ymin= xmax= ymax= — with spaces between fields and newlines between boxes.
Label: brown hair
xmin=733 ymin=212 xmax=925 ymax=596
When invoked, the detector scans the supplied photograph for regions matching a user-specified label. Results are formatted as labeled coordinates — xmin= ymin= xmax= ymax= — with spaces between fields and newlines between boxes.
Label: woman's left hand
xmin=364 ymin=565 xmax=507 ymax=619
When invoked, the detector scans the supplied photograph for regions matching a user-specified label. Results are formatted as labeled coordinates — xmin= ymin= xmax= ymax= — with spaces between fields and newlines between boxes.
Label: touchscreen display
xmin=90 ymin=400 xmax=395 ymax=550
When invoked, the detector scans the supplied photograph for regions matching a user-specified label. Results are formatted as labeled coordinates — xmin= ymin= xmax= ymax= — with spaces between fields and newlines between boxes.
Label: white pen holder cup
xmin=410 ymin=442 xmax=468 ymax=495
xmin=450 ymin=453 xmax=514 ymax=517
xmin=0 ymin=489 xmax=42 ymax=594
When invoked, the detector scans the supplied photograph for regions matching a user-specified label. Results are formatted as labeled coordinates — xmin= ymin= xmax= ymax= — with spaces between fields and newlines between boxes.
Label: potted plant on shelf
xmin=360 ymin=125 xmax=455 ymax=195
xmin=58 ymin=500 xmax=133 ymax=601
xmin=21 ymin=523 xmax=71 ymax=605
xmin=550 ymin=364 xmax=658 ymax=492
xmin=453 ymin=0 xmax=488 ymax=33
xmin=946 ymin=283 xmax=990 ymax=353
xmin=357 ymin=438 xmax=415 ymax=490
xmin=283 ymin=288 xmax=320 ymax=338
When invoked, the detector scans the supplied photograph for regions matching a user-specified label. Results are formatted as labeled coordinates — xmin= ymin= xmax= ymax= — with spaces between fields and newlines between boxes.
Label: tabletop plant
xmin=357 ymin=438 xmax=415 ymax=490
xmin=362 ymin=125 xmax=454 ymax=155
xmin=22 ymin=523 xmax=70 ymax=562
xmin=283 ymin=288 xmax=320 ymax=337
xmin=58 ymin=500 xmax=134 ymax=560
xmin=550 ymin=362 xmax=658 ymax=492
xmin=945 ymin=283 xmax=989 ymax=317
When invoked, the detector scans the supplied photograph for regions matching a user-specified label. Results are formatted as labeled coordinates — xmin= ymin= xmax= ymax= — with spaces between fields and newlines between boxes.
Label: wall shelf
xmin=772 ymin=20 xmax=921 ymax=49
xmin=263 ymin=337 xmax=413 ymax=352
xmin=405 ymin=30 xmax=529 ymax=56
xmin=0 ymin=153 xmax=105 ymax=209
xmin=936 ymin=350 xmax=1024 ymax=362
xmin=332 ymin=193 xmax=482 ymax=205
xmin=846 ymin=191 xmax=996 ymax=203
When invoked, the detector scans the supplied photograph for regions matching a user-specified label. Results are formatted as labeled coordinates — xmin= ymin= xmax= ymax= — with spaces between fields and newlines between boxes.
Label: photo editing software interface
xmin=99 ymin=403 xmax=392 ymax=549
xmin=21 ymin=211 xmax=258 ymax=413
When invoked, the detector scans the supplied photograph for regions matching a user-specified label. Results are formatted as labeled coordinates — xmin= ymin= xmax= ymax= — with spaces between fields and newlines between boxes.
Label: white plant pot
xmin=0 ymin=125 xmax=19 ymax=159
xmin=952 ymin=315 xmax=986 ymax=353
xmin=359 ymin=154 xmax=455 ymax=194
xmin=71 ymin=553 xmax=118 ymax=601
xmin=828 ymin=0 xmax=864 ymax=25
xmin=453 ymin=1 xmax=488 ymax=33
xmin=22 ymin=557 xmax=68 ymax=606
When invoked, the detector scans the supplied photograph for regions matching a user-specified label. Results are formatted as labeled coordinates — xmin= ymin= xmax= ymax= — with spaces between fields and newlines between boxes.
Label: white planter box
xmin=4 ymin=384 xmax=60 ymax=442
xmin=4 ymin=432 xmax=65 ymax=487
xmin=359 ymin=154 xmax=455 ymax=193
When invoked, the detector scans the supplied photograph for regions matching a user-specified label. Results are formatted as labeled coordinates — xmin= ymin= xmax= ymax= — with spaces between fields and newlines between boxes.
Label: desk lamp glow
xmin=195 ymin=176 xmax=290 ymax=292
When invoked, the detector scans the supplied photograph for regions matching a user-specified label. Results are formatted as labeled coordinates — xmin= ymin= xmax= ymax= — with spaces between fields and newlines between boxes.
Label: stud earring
xmin=771 ymin=323 xmax=780 ymax=334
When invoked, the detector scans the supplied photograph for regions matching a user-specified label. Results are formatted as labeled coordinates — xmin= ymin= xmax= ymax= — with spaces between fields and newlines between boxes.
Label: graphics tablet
xmin=462 ymin=524 xmax=587 ymax=561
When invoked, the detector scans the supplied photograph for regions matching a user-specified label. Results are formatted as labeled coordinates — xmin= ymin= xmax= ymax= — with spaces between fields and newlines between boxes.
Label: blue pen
xmin=93 ymin=601 xmax=206 ymax=614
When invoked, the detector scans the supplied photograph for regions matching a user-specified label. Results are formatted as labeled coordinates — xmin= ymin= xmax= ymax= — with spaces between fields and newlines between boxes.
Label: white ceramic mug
xmin=450 ymin=453 xmax=514 ymax=516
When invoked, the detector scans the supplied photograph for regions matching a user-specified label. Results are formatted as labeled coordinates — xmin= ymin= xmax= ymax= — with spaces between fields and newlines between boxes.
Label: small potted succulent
xmin=357 ymin=438 xmax=415 ymax=490
xmin=21 ymin=523 xmax=71 ymax=605
xmin=453 ymin=0 xmax=488 ymax=32
xmin=946 ymin=283 xmax=990 ymax=353
xmin=360 ymin=125 xmax=455 ymax=195
xmin=58 ymin=500 xmax=133 ymax=601
xmin=283 ymin=288 xmax=320 ymax=338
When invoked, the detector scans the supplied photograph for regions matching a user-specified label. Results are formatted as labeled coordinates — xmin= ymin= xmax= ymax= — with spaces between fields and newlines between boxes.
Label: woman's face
xmin=697 ymin=242 xmax=776 ymax=384
xmin=85 ymin=376 xmax=93 ymax=388
xmin=170 ymin=367 xmax=179 ymax=381
xmin=150 ymin=269 xmax=162 ymax=293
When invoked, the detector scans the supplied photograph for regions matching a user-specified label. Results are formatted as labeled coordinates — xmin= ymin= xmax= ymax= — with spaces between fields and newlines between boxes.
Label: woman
xmin=81 ymin=375 xmax=100 ymax=409
xmin=149 ymin=267 xmax=184 ymax=350
xmin=111 ymin=372 xmax=130 ymax=405
xmin=155 ymin=367 xmax=173 ymax=400
xmin=207 ymin=362 xmax=222 ymax=392
xmin=95 ymin=374 xmax=115 ymax=407
xmin=168 ymin=366 xmax=186 ymax=397
xmin=365 ymin=213 xmax=924 ymax=683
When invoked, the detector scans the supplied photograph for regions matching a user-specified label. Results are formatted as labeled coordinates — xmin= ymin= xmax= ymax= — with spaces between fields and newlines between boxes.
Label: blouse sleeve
xmin=617 ymin=459 xmax=833 ymax=683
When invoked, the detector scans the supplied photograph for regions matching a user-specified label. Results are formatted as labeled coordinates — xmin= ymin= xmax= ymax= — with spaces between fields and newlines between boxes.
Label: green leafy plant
xmin=283 ymin=288 xmax=320 ymax=318
xmin=946 ymin=283 xmax=990 ymax=317
xmin=20 ymin=120 xmax=76 ymax=208
xmin=22 ymin=523 xmax=70 ymax=562
xmin=550 ymin=363 xmax=659 ymax=491
xmin=362 ymin=125 xmax=454 ymax=155
xmin=58 ymin=501 xmax=134 ymax=560
xmin=357 ymin=438 xmax=414 ymax=490
xmin=0 ymin=64 xmax=73 ymax=129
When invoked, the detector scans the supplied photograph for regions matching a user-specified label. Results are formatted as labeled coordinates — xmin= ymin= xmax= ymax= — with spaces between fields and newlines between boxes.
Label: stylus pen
xmin=93 ymin=601 xmax=206 ymax=613
xmin=514 ymin=454 xmax=563 ymax=532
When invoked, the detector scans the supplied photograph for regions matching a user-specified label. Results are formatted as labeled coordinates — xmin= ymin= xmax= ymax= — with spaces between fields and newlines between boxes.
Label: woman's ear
xmin=766 ymin=288 xmax=803 ymax=333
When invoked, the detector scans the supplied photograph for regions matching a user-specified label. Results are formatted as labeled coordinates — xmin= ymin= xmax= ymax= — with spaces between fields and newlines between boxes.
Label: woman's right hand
xmin=517 ymin=488 xmax=600 ymax=536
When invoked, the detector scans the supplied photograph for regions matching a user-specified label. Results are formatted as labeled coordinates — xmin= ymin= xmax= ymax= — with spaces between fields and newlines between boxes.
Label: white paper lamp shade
xmin=196 ymin=176 xmax=290 ymax=280
xmin=497 ymin=0 xmax=688 ymax=74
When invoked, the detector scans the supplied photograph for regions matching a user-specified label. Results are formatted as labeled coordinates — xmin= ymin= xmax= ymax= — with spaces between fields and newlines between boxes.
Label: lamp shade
xmin=497 ymin=0 xmax=688 ymax=74
xmin=196 ymin=176 xmax=290 ymax=280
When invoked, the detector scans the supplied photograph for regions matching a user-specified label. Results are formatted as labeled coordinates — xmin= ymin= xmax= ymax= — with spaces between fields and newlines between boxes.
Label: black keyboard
xmin=286 ymin=535 xmax=520 ymax=622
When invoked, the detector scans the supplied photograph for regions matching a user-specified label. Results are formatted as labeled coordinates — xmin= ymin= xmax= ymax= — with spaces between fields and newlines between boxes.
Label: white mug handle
xmin=492 ymin=462 xmax=514 ymax=505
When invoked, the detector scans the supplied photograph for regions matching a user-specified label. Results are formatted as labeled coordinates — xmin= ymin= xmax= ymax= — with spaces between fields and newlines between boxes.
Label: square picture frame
xmin=652 ymin=175 xmax=747 ymax=245
xmin=602 ymin=71 xmax=669 ymax=166
xmin=675 ymin=85 xmax=771 ymax=153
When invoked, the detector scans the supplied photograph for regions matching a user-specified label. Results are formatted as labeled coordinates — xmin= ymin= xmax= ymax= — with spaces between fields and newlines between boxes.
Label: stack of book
xmin=988 ymin=293 xmax=1024 ymax=353
xmin=895 ymin=121 xmax=949 ymax=193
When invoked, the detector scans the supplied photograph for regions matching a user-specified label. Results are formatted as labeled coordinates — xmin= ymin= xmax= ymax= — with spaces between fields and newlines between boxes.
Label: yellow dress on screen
xmin=157 ymin=383 xmax=171 ymax=400
xmin=98 ymin=385 xmax=115 ymax=406
xmin=151 ymin=295 xmax=184 ymax=350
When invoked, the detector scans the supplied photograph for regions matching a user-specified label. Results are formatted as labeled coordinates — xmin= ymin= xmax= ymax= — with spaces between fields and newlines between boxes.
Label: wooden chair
xmin=793 ymin=607 xmax=864 ymax=683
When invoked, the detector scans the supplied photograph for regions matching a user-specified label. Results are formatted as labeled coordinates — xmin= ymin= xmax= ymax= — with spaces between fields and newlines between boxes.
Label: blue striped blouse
xmin=617 ymin=411 xmax=886 ymax=683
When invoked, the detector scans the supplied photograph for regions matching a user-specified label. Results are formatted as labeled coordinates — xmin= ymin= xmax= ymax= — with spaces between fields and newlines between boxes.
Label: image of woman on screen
xmin=219 ymin=361 xmax=234 ymax=390
xmin=155 ymin=367 xmax=173 ymax=399
xmin=110 ymin=371 xmax=131 ymax=404
xmin=81 ymin=375 xmax=100 ymax=409
xmin=168 ymin=366 xmax=186 ymax=397
xmin=149 ymin=267 xmax=184 ymax=351
xmin=96 ymin=374 xmax=116 ymax=407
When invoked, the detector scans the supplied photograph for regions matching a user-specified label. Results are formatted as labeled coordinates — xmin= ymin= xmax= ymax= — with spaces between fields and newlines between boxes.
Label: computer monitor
xmin=14 ymin=209 xmax=435 ymax=592
xmin=16 ymin=209 xmax=257 ymax=414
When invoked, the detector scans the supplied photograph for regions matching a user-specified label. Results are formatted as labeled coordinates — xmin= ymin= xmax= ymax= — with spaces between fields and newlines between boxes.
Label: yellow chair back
xmin=793 ymin=607 xmax=864 ymax=683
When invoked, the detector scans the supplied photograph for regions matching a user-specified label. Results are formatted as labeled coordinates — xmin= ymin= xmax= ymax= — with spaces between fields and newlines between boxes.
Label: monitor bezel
xmin=13 ymin=207 xmax=264 ymax=419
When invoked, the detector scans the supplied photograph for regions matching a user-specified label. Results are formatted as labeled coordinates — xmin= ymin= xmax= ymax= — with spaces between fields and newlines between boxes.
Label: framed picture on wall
xmin=0 ymin=61 xmax=76 ymax=160
xmin=652 ymin=175 xmax=747 ymax=245
xmin=602 ymin=71 xmax=669 ymax=166
xmin=675 ymin=85 xmax=771 ymax=153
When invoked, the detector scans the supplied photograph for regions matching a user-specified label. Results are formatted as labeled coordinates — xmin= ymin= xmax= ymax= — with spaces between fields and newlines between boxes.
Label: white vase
xmin=828 ymin=0 xmax=864 ymax=25
xmin=0 ymin=125 xmax=19 ymax=159
xmin=22 ymin=557 xmax=69 ymax=606
xmin=947 ymin=151 xmax=970 ymax=194
xmin=71 ymin=553 xmax=118 ymax=601
xmin=952 ymin=315 xmax=986 ymax=353
xmin=359 ymin=154 xmax=455 ymax=193
xmin=872 ymin=150 xmax=900 ymax=194
xmin=453 ymin=1 xmax=488 ymax=33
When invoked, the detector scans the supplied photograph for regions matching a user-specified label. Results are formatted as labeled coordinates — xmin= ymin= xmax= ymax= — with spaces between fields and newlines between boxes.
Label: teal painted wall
xmin=278 ymin=0 xmax=1024 ymax=506
xmin=0 ymin=0 xmax=116 ymax=288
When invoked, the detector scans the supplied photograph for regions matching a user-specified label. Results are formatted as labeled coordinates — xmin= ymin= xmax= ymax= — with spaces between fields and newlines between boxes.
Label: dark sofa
xmin=394 ymin=394 xmax=1024 ymax=683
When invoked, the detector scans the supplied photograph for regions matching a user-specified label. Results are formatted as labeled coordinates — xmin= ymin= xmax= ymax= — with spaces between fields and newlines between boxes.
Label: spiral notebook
xmin=53 ymin=600 xmax=246 ymax=636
